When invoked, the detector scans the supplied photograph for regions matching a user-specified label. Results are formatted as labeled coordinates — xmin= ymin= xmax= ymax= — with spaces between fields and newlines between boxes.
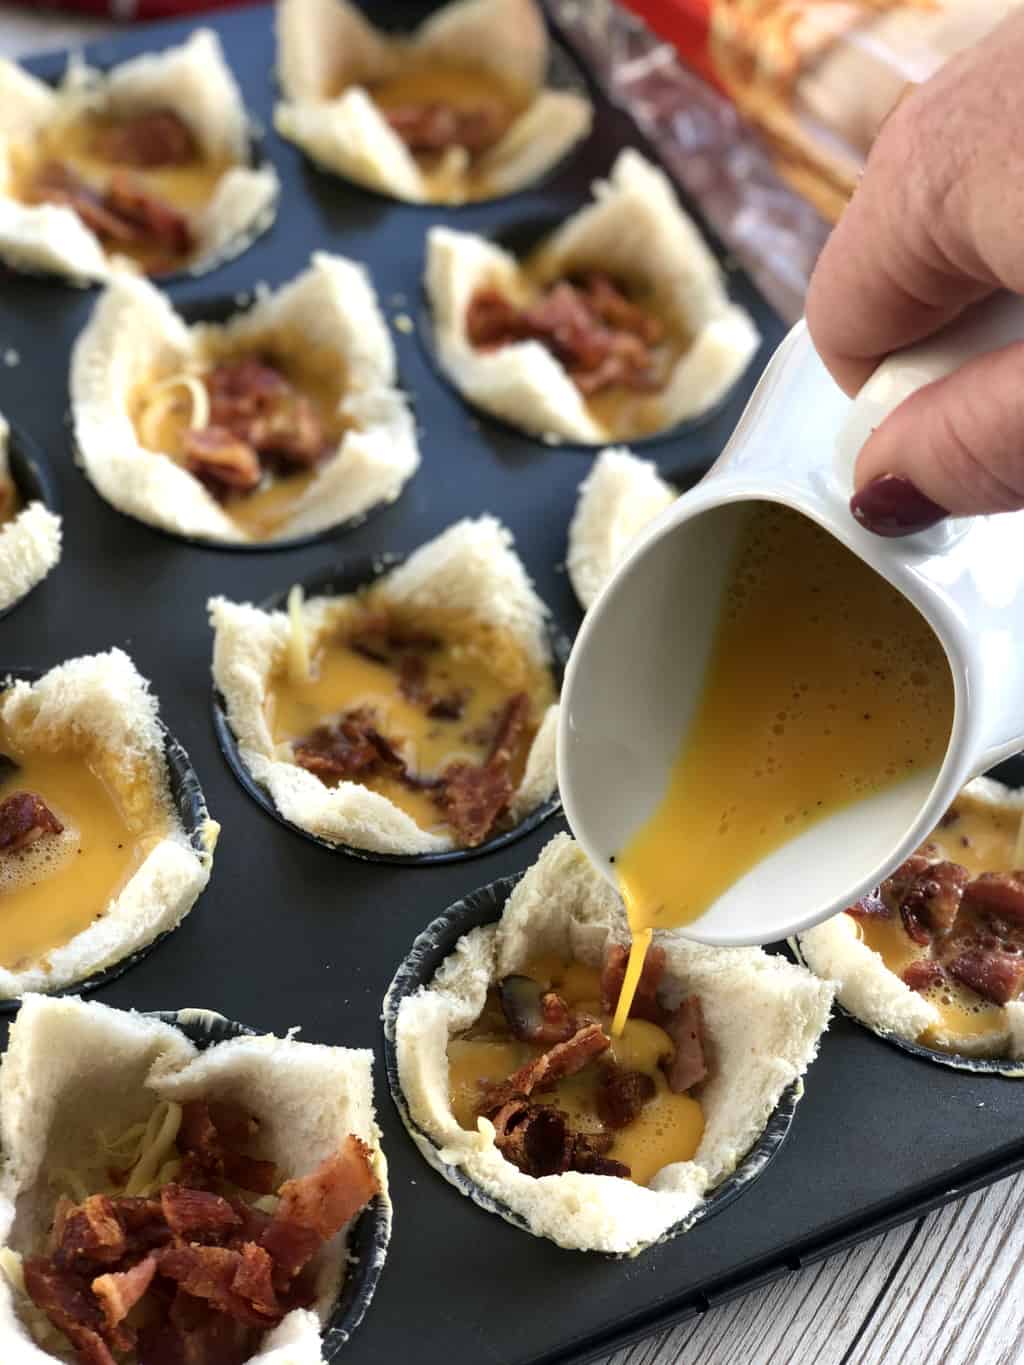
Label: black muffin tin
xmin=1 ymin=5 xmax=1022 ymax=1363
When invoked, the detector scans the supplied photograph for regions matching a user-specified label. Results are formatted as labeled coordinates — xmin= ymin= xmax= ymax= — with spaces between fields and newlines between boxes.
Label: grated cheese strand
xmin=124 ymin=1100 xmax=183 ymax=1197
xmin=138 ymin=373 xmax=210 ymax=451
xmin=287 ymin=584 xmax=311 ymax=685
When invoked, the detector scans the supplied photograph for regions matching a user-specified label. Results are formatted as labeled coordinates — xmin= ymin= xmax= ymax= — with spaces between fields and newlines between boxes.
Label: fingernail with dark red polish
xmin=849 ymin=475 xmax=949 ymax=537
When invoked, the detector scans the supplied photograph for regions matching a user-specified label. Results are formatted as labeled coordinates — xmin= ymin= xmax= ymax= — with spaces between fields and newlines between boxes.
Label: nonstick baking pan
xmin=1 ymin=5 xmax=1022 ymax=1363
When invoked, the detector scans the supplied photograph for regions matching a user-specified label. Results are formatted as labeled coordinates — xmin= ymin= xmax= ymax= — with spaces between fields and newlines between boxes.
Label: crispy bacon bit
xmin=156 ymin=1245 xmax=276 ymax=1327
xmin=484 ymin=1022 xmax=610 ymax=1112
xmin=104 ymin=171 xmax=193 ymax=256
xmin=116 ymin=1197 xmax=174 ymax=1257
xmin=663 ymin=996 xmax=708 ymax=1094
xmin=23 ymin=1258 xmax=116 ymax=1365
xmin=487 ymin=692 xmax=530 ymax=769
xmin=30 ymin=162 xmax=139 ymax=242
xmin=901 ymin=861 xmax=968 ymax=938
xmin=0 ymin=790 xmax=63 ymax=853
xmin=208 ymin=1101 xmax=260 ymax=1148
xmin=947 ymin=950 xmax=1024 ymax=1006
xmin=497 ymin=975 xmax=575 ymax=1044
xmin=902 ymin=959 xmax=947 ymax=994
xmin=231 ymin=1242 xmax=280 ymax=1319
xmin=94 ymin=110 xmax=197 ymax=167
xmin=599 ymin=942 xmax=667 ymax=1024
xmin=397 ymin=653 xmax=429 ymax=703
xmin=262 ymin=1138 xmax=380 ymax=1282
xmin=92 ymin=1253 xmax=158 ymax=1332
xmin=489 ymin=1101 xmax=573 ymax=1177
xmin=437 ymin=760 xmax=513 ymax=847
xmin=467 ymin=274 xmax=665 ymax=397
xmin=204 ymin=358 xmax=325 ymax=469
xmin=160 ymin=1185 xmax=242 ymax=1241
xmin=595 ymin=1067 xmax=656 ymax=1129
xmin=183 ymin=426 xmax=261 ymax=496
xmin=292 ymin=707 xmax=406 ymax=784
xmin=427 ymin=692 xmax=465 ymax=721
xmin=962 ymin=873 xmax=1024 ymax=925
xmin=384 ymin=101 xmax=505 ymax=155
xmin=138 ymin=1308 xmax=256 ymax=1365
xmin=55 ymin=1196 xmax=126 ymax=1270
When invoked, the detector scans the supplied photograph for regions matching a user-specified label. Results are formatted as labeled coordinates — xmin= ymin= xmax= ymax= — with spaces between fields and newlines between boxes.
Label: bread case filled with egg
xmin=1 ymin=4 xmax=1023 ymax=1363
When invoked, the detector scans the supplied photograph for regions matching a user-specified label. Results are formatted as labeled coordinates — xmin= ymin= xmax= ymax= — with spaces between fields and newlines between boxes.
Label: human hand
xmin=806 ymin=10 xmax=1024 ymax=536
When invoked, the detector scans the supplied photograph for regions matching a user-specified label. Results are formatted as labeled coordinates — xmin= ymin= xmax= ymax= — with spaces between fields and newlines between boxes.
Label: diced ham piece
xmin=663 ymin=996 xmax=708 ymax=1094
xmin=947 ymin=950 xmax=1024 ymax=1006
xmin=599 ymin=942 xmax=667 ymax=1024
xmin=261 ymin=1138 xmax=380 ymax=1282
xmin=962 ymin=873 xmax=1024 ymax=925
xmin=92 ymin=1253 xmax=158 ymax=1332
xmin=0 ymin=791 xmax=63 ymax=853
xmin=23 ymin=1258 xmax=117 ymax=1365
xmin=94 ymin=110 xmax=197 ymax=167
xmin=183 ymin=426 xmax=261 ymax=496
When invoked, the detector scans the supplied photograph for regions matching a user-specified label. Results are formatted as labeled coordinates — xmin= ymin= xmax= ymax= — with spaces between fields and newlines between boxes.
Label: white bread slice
xmin=798 ymin=777 xmax=1024 ymax=1062
xmin=567 ymin=447 xmax=675 ymax=610
xmin=0 ymin=417 xmax=61 ymax=616
xmin=393 ymin=833 xmax=834 ymax=1254
xmin=0 ymin=30 xmax=277 ymax=285
xmin=0 ymin=994 xmax=388 ymax=1364
xmin=210 ymin=516 xmax=558 ymax=856
xmin=273 ymin=0 xmax=590 ymax=205
xmin=426 ymin=150 xmax=760 ymax=443
xmin=71 ymin=253 xmax=419 ymax=545
xmin=0 ymin=650 xmax=215 ymax=997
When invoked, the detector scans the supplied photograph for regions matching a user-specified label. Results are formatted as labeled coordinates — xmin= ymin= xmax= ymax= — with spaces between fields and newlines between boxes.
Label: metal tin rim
xmin=0 ymin=667 xmax=211 ymax=1014
xmin=211 ymin=556 xmax=570 ymax=865
xmin=382 ymin=874 xmax=802 ymax=1256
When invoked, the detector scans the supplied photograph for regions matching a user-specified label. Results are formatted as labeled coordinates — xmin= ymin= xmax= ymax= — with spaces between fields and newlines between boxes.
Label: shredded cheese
xmin=124 ymin=1100 xmax=183 ymax=1197
xmin=287 ymin=584 xmax=311 ymax=685
xmin=137 ymin=373 xmax=210 ymax=451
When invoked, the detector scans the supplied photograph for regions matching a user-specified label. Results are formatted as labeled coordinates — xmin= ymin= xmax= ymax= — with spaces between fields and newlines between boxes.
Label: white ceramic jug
xmin=558 ymin=294 xmax=1024 ymax=946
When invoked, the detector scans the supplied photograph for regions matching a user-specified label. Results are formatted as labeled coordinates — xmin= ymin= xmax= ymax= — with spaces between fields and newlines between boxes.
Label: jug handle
xmin=835 ymin=291 xmax=1024 ymax=513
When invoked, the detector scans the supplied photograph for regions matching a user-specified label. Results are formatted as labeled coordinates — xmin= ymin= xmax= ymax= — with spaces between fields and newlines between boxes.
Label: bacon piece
xmin=384 ymin=101 xmax=505 ymax=155
xmin=261 ymin=1138 xmax=379 ymax=1282
xmin=55 ymin=1195 xmax=126 ymax=1270
xmin=104 ymin=171 xmax=193 ymax=257
xmin=489 ymin=1100 xmax=573 ymax=1177
xmin=207 ymin=1101 xmax=260 ymax=1148
xmin=599 ymin=942 xmax=667 ymax=1024
xmin=483 ymin=1022 xmax=610 ymax=1111
xmin=247 ymin=396 xmax=325 ymax=467
xmin=595 ymin=1067 xmax=656 ymax=1129
xmin=222 ymin=1151 xmax=277 ymax=1196
xmin=95 ymin=110 xmax=197 ymax=167
xmin=436 ymin=761 xmax=513 ymax=847
xmin=116 ymin=1197 xmax=174 ymax=1257
xmin=427 ymin=692 xmax=465 ymax=721
xmin=292 ymin=708 xmax=404 ymax=783
xmin=901 ymin=861 xmax=969 ymax=939
xmin=947 ymin=950 xmax=1024 ymax=1006
xmin=466 ymin=277 xmax=663 ymax=396
xmin=183 ymin=426 xmax=261 ymax=496
xmin=204 ymin=358 xmax=325 ymax=468
xmin=30 ymin=162 xmax=140 ymax=242
xmin=156 ymin=1245 xmax=277 ymax=1327
xmin=487 ymin=692 xmax=530 ymax=770
xmin=141 ymin=1292 xmax=258 ymax=1365
xmin=663 ymin=996 xmax=708 ymax=1094
xmin=92 ymin=1253 xmax=158 ymax=1333
xmin=962 ymin=873 xmax=1024 ymax=925
xmin=902 ymin=959 xmax=946 ymax=993
xmin=161 ymin=1184 xmax=242 ymax=1241
xmin=497 ymin=975 xmax=575 ymax=1044
xmin=23 ymin=1258 xmax=117 ymax=1365
xmin=224 ymin=1195 xmax=273 ymax=1250
xmin=230 ymin=1242 xmax=280 ymax=1319
xmin=397 ymin=652 xmax=429 ymax=703
xmin=0 ymin=790 xmax=63 ymax=853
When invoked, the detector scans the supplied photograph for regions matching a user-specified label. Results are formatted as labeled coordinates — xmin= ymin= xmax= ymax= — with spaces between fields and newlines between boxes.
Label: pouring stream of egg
xmin=609 ymin=503 xmax=954 ymax=1033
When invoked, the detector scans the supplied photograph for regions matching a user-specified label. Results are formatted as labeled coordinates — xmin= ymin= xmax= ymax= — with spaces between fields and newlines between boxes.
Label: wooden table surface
xmin=3 ymin=9 xmax=1022 ymax=1364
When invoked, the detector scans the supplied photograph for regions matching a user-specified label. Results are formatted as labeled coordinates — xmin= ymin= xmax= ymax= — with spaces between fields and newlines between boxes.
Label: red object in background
xmin=31 ymin=0 xmax=252 ymax=15
xmin=618 ymin=0 xmax=722 ymax=89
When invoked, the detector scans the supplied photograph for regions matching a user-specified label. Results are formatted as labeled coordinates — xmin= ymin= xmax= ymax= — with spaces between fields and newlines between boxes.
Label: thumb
xmin=850 ymin=341 xmax=1024 ymax=535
